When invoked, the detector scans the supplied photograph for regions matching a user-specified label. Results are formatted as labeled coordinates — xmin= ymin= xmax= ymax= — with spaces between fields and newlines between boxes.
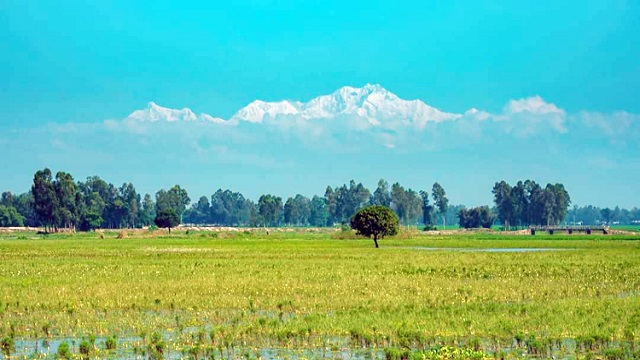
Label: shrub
xmin=57 ymin=341 xmax=71 ymax=359
xmin=148 ymin=332 xmax=165 ymax=360
xmin=79 ymin=339 xmax=91 ymax=358
xmin=105 ymin=336 xmax=117 ymax=350
xmin=1 ymin=337 xmax=15 ymax=359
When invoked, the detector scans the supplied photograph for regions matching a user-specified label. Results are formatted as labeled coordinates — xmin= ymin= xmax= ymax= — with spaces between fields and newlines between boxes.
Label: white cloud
xmin=103 ymin=86 xmax=640 ymax=151
xmin=504 ymin=95 xmax=564 ymax=115
xmin=494 ymin=96 xmax=567 ymax=136
xmin=463 ymin=108 xmax=491 ymax=121
xmin=579 ymin=110 xmax=639 ymax=143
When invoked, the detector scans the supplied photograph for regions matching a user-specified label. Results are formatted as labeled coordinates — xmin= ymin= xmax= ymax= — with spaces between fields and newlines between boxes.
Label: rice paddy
xmin=1 ymin=230 xmax=639 ymax=359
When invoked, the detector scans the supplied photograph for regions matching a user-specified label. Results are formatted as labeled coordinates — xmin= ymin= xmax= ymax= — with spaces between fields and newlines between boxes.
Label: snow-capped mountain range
xmin=126 ymin=84 xmax=462 ymax=127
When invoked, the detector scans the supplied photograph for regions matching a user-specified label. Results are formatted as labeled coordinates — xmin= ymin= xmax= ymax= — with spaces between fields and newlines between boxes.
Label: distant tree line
xmin=3 ymin=168 xmax=633 ymax=231
xmin=184 ymin=180 xmax=449 ymax=228
xmin=566 ymin=205 xmax=640 ymax=226
xmin=0 ymin=169 xmax=457 ymax=230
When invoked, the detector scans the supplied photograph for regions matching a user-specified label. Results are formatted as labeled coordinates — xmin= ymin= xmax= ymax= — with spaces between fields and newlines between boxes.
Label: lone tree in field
xmin=350 ymin=205 xmax=399 ymax=248
xmin=154 ymin=208 xmax=180 ymax=233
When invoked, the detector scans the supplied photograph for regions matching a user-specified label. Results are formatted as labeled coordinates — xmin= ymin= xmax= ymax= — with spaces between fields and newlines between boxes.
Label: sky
xmin=1 ymin=0 xmax=639 ymax=208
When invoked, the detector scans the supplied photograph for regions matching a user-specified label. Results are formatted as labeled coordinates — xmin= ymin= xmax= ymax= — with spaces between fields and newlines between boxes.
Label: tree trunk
xmin=373 ymin=235 xmax=379 ymax=248
xmin=168 ymin=227 xmax=171 ymax=234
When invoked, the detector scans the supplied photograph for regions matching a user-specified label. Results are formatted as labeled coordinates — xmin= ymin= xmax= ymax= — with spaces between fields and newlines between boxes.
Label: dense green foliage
xmin=493 ymin=180 xmax=572 ymax=228
xmin=155 ymin=185 xmax=190 ymax=218
xmin=154 ymin=208 xmax=180 ymax=233
xmin=325 ymin=180 xmax=371 ymax=224
xmin=0 ymin=205 xmax=24 ymax=226
xmin=5 ymin=168 xmax=638 ymax=231
xmin=258 ymin=194 xmax=283 ymax=226
xmin=22 ymin=170 xmax=160 ymax=230
xmin=458 ymin=206 xmax=495 ymax=228
xmin=350 ymin=205 xmax=399 ymax=247
xmin=432 ymin=182 xmax=449 ymax=228
xmin=0 ymin=231 xmax=639 ymax=359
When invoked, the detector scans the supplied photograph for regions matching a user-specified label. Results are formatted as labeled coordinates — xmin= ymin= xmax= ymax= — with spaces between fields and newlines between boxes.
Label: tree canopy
xmin=154 ymin=208 xmax=180 ymax=233
xmin=350 ymin=205 xmax=399 ymax=248
xmin=492 ymin=180 xmax=572 ymax=227
xmin=432 ymin=182 xmax=449 ymax=228
xmin=458 ymin=206 xmax=495 ymax=229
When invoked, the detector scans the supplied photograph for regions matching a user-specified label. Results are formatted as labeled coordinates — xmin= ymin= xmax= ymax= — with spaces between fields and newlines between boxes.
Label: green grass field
xmin=611 ymin=224 xmax=640 ymax=232
xmin=1 ymin=230 xmax=639 ymax=359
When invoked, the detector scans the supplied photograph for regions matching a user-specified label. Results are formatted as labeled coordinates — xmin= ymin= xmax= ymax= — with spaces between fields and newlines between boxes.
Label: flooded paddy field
xmin=1 ymin=231 xmax=639 ymax=359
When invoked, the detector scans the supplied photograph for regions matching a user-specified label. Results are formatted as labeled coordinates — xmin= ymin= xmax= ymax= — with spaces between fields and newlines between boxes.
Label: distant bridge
xmin=529 ymin=225 xmax=609 ymax=235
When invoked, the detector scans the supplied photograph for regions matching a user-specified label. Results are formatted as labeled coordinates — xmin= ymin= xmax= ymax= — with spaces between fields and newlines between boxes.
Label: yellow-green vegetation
xmin=1 ymin=230 xmax=639 ymax=359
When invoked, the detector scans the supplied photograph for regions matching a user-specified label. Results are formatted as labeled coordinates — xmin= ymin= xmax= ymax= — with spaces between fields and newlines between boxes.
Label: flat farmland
xmin=1 ymin=231 xmax=639 ymax=359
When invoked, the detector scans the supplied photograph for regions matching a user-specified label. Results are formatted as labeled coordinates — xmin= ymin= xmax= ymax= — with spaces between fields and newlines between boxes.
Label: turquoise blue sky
xmin=1 ymin=1 xmax=639 ymax=208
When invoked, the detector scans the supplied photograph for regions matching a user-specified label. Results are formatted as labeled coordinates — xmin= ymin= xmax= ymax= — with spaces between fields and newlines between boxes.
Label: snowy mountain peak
xmin=125 ymin=84 xmax=461 ymax=127
xmin=231 ymin=100 xmax=301 ymax=123
xmin=297 ymin=84 xmax=457 ymax=125
xmin=332 ymin=84 xmax=396 ymax=105
xmin=128 ymin=102 xmax=198 ymax=122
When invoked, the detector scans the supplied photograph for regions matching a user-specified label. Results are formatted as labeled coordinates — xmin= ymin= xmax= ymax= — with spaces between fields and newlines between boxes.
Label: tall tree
xmin=526 ymin=180 xmax=544 ymax=225
xmin=0 ymin=192 xmax=14 ymax=207
xmin=309 ymin=195 xmax=328 ymax=227
xmin=325 ymin=181 xmax=371 ymax=225
xmin=432 ymin=182 xmax=449 ymax=228
xmin=284 ymin=195 xmax=311 ymax=226
xmin=52 ymin=171 xmax=79 ymax=229
xmin=390 ymin=183 xmax=407 ymax=223
xmin=119 ymin=183 xmax=140 ymax=228
xmin=549 ymin=183 xmax=571 ymax=225
xmin=492 ymin=181 xmax=515 ymax=229
xmin=139 ymin=194 xmax=155 ymax=226
xmin=324 ymin=186 xmax=337 ymax=226
xmin=184 ymin=196 xmax=210 ymax=225
xmin=372 ymin=179 xmax=392 ymax=207
xmin=419 ymin=190 xmax=434 ymax=225
xmin=405 ymin=189 xmax=423 ymax=227
xmin=390 ymin=183 xmax=423 ymax=226
xmin=258 ymin=194 xmax=283 ymax=227
xmin=156 ymin=185 xmax=190 ymax=220
xmin=31 ymin=168 xmax=57 ymax=231
xmin=346 ymin=181 xmax=371 ymax=220
xmin=511 ymin=181 xmax=528 ymax=226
